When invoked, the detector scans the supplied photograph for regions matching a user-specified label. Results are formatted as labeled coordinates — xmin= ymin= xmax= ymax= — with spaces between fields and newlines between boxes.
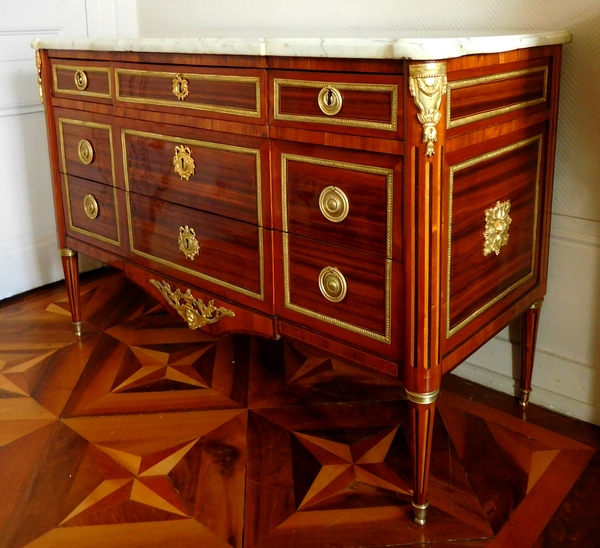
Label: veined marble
xmin=31 ymin=31 xmax=571 ymax=60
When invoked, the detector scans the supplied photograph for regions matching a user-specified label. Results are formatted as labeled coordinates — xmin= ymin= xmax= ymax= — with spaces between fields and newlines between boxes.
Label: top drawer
xmin=51 ymin=59 xmax=111 ymax=101
xmin=270 ymin=71 xmax=403 ymax=139
xmin=115 ymin=64 xmax=266 ymax=123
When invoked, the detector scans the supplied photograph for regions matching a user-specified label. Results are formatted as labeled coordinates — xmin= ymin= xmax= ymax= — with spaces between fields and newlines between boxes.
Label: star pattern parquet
xmin=0 ymin=270 xmax=597 ymax=547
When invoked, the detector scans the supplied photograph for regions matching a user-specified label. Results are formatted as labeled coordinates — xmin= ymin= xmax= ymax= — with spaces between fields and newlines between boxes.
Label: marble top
xmin=32 ymin=31 xmax=572 ymax=61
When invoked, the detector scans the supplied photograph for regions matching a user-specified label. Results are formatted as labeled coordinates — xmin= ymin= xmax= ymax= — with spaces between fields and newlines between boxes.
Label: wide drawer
xmin=51 ymin=59 xmax=111 ymax=100
xmin=274 ymin=141 xmax=401 ymax=258
xmin=127 ymin=192 xmax=265 ymax=302
xmin=122 ymin=125 xmax=266 ymax=226
xmin=271 ymin=70 xmax=403 ymax=139
xmin=57 ymin=116 xmax=115 ymax=186
xmin=280 ymin=233 xmax=393 ymax=346
xmin=115 ymin=64 xmax=265 ymax=122
xmin=61 ymin=174 xmax=121 ymax=250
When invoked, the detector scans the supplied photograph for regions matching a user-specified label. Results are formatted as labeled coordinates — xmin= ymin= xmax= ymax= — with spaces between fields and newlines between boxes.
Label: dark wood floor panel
xmin=0 ymin=270 xmax=598 ymax=547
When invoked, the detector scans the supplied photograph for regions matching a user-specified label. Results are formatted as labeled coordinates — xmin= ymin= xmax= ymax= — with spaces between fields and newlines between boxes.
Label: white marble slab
xmin=31 ymin=31 xmax=572 ymax=60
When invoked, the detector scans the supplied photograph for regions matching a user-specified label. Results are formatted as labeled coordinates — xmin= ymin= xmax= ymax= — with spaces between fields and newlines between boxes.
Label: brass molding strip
xmin=273 ymin=78 xmax=398 ymax=132
xmin=447 ymin=65 xmax=548 ymax=129
xmin=58 ymin=118 xmax=121 ymax=247
xmin=282 ymin=232 xmax=392 ymax=344
xmin=115 ymin=68 xmax=261 ymax=118
xmin=280 ymin=153 xmax=394 ymax=260
xmin=122 ymin=129 xmax=264 ymax=301
xmin=446 ymin=135 xmax=543 ymax=338
xmin=52 ymin=64 xmax=112 ymax=99
xmin=405 ymin=389 xmax=439 ymax=405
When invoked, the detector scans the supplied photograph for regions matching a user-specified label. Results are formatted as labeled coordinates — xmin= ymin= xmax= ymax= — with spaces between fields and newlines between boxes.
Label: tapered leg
xmin=406 ymin=389 xmax=439 ymax=525
xmin=520 ymin=298 xmax=544 ymax=407
xmin=60 ymin=248 xmax=82 ymax=336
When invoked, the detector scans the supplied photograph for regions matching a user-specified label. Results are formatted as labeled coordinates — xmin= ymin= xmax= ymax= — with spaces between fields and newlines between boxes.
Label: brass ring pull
xmin=178 ymin=225 xmax=200 ymax=260
xmin=77 ymin=139 xmax=94 ymax=165
xmin=173 ymin=145 xmax=196 ymax=180
xmin=319 ymin=186 xmax=350 ymax=223
xmin=318 ymin=86 xmax=343 ymax=116
xmin=83 ymin=194 xmax=99 ymax=220
xmin=172 ymin=74 xmax=189 ymax=100
xmin=318 ymin=266 xmax=347 ymax=303
xmin=74 ymin=69 xmax=88 ymax=91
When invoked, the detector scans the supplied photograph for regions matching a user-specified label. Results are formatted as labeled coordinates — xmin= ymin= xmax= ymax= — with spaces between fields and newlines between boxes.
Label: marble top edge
xmin=31 ymin=31 xmax=572 ymax=60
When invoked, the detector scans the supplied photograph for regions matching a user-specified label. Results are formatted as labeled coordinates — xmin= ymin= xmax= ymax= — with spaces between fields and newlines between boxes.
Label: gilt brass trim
xmin=483 ymin=200 xmax=512 ymax=257
xmin=122 ymin=129 xmax=264 ymax=301
xmin=274 ymin=78 xmax=398 ymax=132
xmin=282 ymin=233 xmax=392 ymax=344
xmin=115 ymin=68 xmax=261 ymax=118
xmin=319 ymin=186 xmax=350 ymax=223
xmin=59 ymin=248 xmax=76 ymax=258
xmin=172 ymin=74 xmax=189 ymax=101
xmin=412 ymin=502 xmax=429 ymax=526
xmin=173 ymin=145 xmax=196 ymax=180
xmin=530 ymin=298 xmax=544 ymax=310
xmin=52 ymin=64 xmax=112 ymax=99
xmin=317 ymin=86 xmax=343 ymax=116
xmin=73 ymin=321 xmax=83 ymax=337
xmin=519 ymin=388 xmax=532 ymax=408
xmin=149 ymin=279 xmax=235 ymax=330
xmin=447 ymin=66 xmax=549 ymax=129
xmin=281 ymin=153 xmax=393 ymax=259
xmin=178 ymin=225 xmax=200 ymax=261
xmin=409 ymin=62 xmax=447 ymax=157
xmin=83 ymin=194 xmax=99 ymax=220
xmin=58 ymin=118 xmax=120 ymax=247
xmin=35 ymin=50 xmax=43 ymax=104
xmin=405 ymin=389 xmax=439 ymax=405
xmin=77 ymin=139 xmax=94 ymax=165
xmin=318 ymin=266 xmax=348 ymax=303
xmin=446 ymin=135 xmax=542 ymax=337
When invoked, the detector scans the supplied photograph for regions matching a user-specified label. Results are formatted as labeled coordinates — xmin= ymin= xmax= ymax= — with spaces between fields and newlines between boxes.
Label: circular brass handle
xmin=173 ymin=145 xmax=196 ymax=181
xmin=83 ymin=194 xmax=99 ymax=220
xmin=318 ymin=86 xmax=343 ymax=116
xmin=77 ymin=139 xmax=94 ymax=165
xmin=319 ymin=186 xmax=350 ymax=223
xmin=178 ymin=225 xmax=200 ymax=261
xmin=74 ymin=69 xmax=88 ymax=91
xmin=172 ymin=74 xmax=189 ymax=100
xmin=318 ymin=266 xmax=347 ymax=303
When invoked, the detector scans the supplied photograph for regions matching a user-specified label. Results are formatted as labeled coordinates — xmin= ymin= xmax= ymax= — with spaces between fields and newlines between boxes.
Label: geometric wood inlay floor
xmin=0 ymin=269 xmax=598 ymax=547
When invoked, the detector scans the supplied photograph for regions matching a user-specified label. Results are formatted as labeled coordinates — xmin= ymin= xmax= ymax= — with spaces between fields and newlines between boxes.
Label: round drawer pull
xmin=77 ymin=139 xmax=94 ymax=165
xmin=173 ymin=145 xmax=196 ymax=180
xmin=318 ymin=86 xmax=343 ymax=116
xmin=172 ymin=74 xmax=189 ymax=100
xmin=319 ymin=186 xmax=350 ymax=223
xmin=74 ymin=69 xmax=88 ymax=91
xmin=318 ymin=266 xmax=347 ymax=303
xmin=178 ymin=225 xmax=200 ymax=261
xmin=83 ymin=194 xmax=99 ymax=220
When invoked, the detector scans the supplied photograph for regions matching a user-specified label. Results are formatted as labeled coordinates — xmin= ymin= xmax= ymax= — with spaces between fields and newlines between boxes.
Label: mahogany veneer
xmin=36 ymin=41 xmax=566 ymax=525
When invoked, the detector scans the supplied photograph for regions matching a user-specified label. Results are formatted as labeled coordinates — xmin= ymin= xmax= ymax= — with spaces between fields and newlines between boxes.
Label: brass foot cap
xmin=519 ymin=389 xmax=531 ymax=408
xmin=73 ymin=321 xmax=83 ymax=337
xmin=412 ymin=501 xmax=429 ymax=526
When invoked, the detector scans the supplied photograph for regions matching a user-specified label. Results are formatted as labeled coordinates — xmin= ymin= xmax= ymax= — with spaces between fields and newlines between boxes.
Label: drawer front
xmin=277 ymin=142 xmax=400 ymax=258
xmin=271 ymin=71 xmax=403 ymax=138
xmin=58 ymin=117 xmax=115 ymax=186
xmin=62 ymin=174 xmax=121 ymax=248
xmin=127 ymin=193 xmax=264 ymax=301
xmin=281 ymin=233 xmax=392 ymax=345
xmin=115 ymin=65 xmax=264 ymax=121
xmin=122 ymin=127 xmax=264 ymax=226
xmin=52 ymin=61 xmax=111 ymax=100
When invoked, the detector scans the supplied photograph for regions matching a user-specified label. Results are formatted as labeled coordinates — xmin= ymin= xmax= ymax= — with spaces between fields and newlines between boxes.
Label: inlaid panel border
xmin=52 ymin=64 xmax=112 ymax=99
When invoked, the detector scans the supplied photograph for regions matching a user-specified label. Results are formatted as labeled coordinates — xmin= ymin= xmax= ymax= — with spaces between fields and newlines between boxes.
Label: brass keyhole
xmin=318 ymin=86 xmax=343 ymax=116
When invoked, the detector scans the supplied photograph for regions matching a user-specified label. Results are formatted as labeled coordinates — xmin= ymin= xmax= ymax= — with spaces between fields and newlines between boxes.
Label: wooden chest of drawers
xmin=34 ymin=32 xmax=569 ymax=525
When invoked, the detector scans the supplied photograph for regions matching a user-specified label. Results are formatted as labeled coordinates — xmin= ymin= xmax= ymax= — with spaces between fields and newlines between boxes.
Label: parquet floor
xmin=0 ymin=268 xmax=599 ymax=548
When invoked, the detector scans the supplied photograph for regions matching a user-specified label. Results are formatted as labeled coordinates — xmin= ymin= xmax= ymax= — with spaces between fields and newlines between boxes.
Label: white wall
xmin=137 ymin=0 xmax=600 ymax=425
xmin=0 ymin=0 xmax=137 ymax=300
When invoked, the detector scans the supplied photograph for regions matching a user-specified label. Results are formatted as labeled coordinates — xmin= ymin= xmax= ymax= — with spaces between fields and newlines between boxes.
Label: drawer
xmin=122 ymin=126 xmax=266 ymax=226
xmin=57 ymin=116 xmax=115 ymax=186
xmin=115 ymin=64 xmax=265 ymax=122
xmin=280 ymin=233 xmax=393 ymax=346
xmin=271 ymin=70 xmax=403 ymax=139
xmin=61 ymin=175 xmax=121 ymax=249
xmin=275 ymin=141 xmax=401 ymax=258
xmin=127 ymin=193 xmax=265 ymax=302
xmin=51 ymin=60 xmax=111 ymax=100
